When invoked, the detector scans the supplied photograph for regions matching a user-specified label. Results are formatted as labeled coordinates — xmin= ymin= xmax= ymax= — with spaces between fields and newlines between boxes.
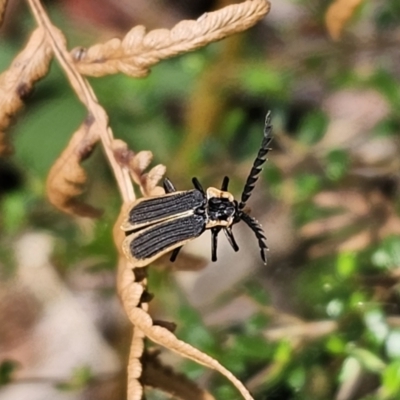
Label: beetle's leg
xmin=192 ymin=177 xmax=205 ymax=195
xmin=223 ymin=226 xmax=239 ymax=252
xmin=240 ymin=212 xmax=268 ymax=264
xmin=211 ymin=227 xmax=221 ymax=262
xmin=221 ymin=176 xmax=229 ymax=191
xmin=170 ymin=247 xmax=182 ymax=262
xmin=163 ymin=178 xmax=177 ymax=193
xmin=238 ymin=111 xmax=273 ymax=211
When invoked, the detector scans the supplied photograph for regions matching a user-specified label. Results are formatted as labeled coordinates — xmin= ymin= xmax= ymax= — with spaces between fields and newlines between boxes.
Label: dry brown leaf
xmin=325 ymin=0 xmax=363 ymax=41
xmin=0 ymin=27 xmax=52 ymax=155
xmin=127 ymin=326 xmax=146 ymax=400
xmin=131 ymin=150 xmax=153 ymax=175
xmin=112 ymin=139 xmax=166 ymax=196
xmin=73 ymin=0 xmax=270 ymax=77
xmin=142 ymin=352 xmax=215 ymax=400
xmin=46 ymin=116 xmax=102 ymax=218
xmin=0 ymin=0 xmax=7 ymax=27
xmin=114 ymin=207 xmax=254 ymax=400
xmin=142 ymin=164 xmax=167 ymax=195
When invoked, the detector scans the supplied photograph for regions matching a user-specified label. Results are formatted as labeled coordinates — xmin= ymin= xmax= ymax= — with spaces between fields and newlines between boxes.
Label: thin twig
xmin=26 ymin=0 xmax=134 ymax=204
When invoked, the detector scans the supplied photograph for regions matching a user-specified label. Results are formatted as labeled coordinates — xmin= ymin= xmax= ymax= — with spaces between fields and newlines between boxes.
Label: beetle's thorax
xmin=205 ymin=187 xmax=236 ymax=228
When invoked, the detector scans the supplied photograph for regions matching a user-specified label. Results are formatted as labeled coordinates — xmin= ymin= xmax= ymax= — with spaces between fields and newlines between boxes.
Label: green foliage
xmin=57 ymin=366 xmax=93 ymax=391
xmin=371 ymin=236 xmax=400 ymax=271
xmin=0 ymin=360 xmax=19 ymax=386
xmin=325 ymin=149 xmax=349 ymax=181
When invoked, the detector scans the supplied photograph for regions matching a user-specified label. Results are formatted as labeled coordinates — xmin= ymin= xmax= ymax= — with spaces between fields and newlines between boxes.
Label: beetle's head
xmin=206 ymin=187 xmax=237 ymax=227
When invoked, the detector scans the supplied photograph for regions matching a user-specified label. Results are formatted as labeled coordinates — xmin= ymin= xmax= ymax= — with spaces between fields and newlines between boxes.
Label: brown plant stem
xmin=26 ymin=0 xmax=134 ymax=204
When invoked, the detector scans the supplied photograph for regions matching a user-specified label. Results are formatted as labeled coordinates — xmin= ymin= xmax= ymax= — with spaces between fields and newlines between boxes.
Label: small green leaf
xmin=294 ymin=173 xmax=321 ymax=200
xmin=274 ymin=340 xmax=292 ymax=364
xmin=382 ymin=360 xmax=400 ymax=398
xmin=1 ymin=192 xmax=29 ymax=234
xmin=326 ymin=335 xmax=346 ymax=354
xmin=0 ymin=360 xmax=19 ymax=385
xmin=336 ymin=252 xmax=356 ymax=278
xmin=233 ymin=335 xmax=272 ymax=360
xmin=297 ymin=111 xmax=329 ymax=145
xmin=57 ymin=366 xmax=93 ymax=391
xmin=371 ymin=236 xmax=400 ymax=270
xmin=288 ymin=367 xmax=306 ymax=391
xmin=325 ymin=149 xmax=349 ymax=181
xmin=348 ymin=347 xmax=386 ymax=373
xmin=240 ymin=64 xmax=290 ymax=99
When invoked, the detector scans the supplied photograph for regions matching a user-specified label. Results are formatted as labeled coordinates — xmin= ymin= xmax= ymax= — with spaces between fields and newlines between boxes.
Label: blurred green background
xmin=1 ymin=0 xmax=400 ymax=399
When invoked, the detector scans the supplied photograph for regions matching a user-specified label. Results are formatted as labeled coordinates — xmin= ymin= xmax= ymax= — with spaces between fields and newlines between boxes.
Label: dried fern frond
xmin=113 ymin=208 xmax=255 ymax=400
xmin=46 ymin=116 xmax=102 ymax=218
xmin=127 ymin=325 xmax=146 ymax=400
xmin=73 ymin=0 xmax=270 ymax=77
xmin=0 ymin=0 xmax=7 ymax=26
xmin=112 ymin=139 xmax=165 ymax=196
xmin=0 ymin=27 xmax=52 ymax=155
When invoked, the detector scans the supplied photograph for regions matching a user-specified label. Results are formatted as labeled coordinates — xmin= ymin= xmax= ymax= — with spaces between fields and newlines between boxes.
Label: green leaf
xmin=297 ymin=111 xmax=328 ymax=145
xmin=274 ymin=340 xmax=292 ymax=364
xmin=240 ymin=64 xmax=290 ymax=99
xmin=1 ymin=192 xmax=30 ymax=234
xmin=382 ymin=360 xmax=400 ymax=398
xmin=57 ymin=366 xmax=93 ymax=391
xmin=371 ymin=236 xmax=400 ymax=270
xmin=288 ymin=367 xmax=306 ymax=391
xmin=370 ymin=70 xmax=400 ymax=110
xmin=0 ymin=360 xmax=19 ymax=385
xmin=325 ymin=149 xmax=349 ymax=181
xmin=233 ymin=335 xmax=272 ymax=360
xmin=336 ymin=252 xmax=356 ymax=278
xmin=294 ymin=173 xmax=322 ymax=200
xmin=348 ymin=347 xmax=386 ymax=373
xmin=264 ymin=164 xmax=283 ymax=197
xmin=326 ymin=335 xmax=346 ymax=354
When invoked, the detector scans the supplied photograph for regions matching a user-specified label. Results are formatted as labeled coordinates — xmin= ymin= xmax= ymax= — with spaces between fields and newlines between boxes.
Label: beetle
xmin=121 ymin=112 xmax=273 ymax=267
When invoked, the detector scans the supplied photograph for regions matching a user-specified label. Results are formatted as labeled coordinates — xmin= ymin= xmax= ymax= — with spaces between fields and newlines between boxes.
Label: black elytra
xmin=121 ymin=112 xmax=273 ymax=267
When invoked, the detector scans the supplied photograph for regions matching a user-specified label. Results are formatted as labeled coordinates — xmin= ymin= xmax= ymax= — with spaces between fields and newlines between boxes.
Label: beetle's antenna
xmin=163 ymin=177 xmax=177 ymax=193
xmin=211 ymin=227 xmax=221 ymax=261
xmin=223 ymin=226 xmax=239 ymax=252
xmin=192 ymin=177 xmax=205 ymax=194
xmin=240 ymin=212 xmax=268 ymax=264
xmin=221 ymin=176 xmax=229 ymax=191
xmin=238 ymin=111 xmax=273 ymax=211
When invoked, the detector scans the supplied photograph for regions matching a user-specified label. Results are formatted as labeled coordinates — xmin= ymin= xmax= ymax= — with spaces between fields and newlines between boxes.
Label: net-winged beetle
xmin=121 ymin=112 xmax=273 ymax=267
